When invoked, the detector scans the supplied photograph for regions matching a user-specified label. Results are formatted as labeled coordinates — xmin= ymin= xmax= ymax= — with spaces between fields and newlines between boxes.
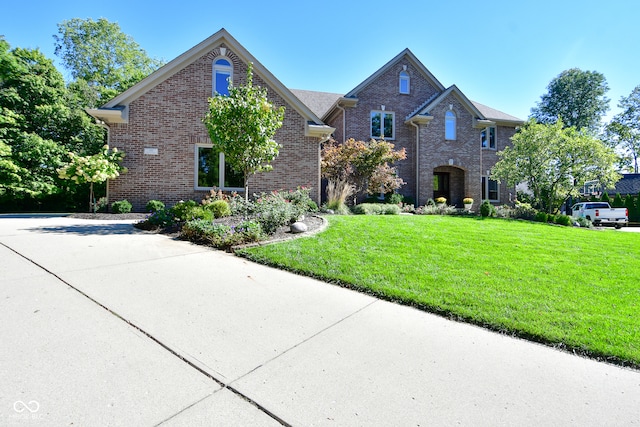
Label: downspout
xmin=410 ymin=120 xmax=420 ymax=206
xmin=336 ymin=104 xmax=346 ymax=143
xmin=96 ymin=121 xmax=111 ymax=208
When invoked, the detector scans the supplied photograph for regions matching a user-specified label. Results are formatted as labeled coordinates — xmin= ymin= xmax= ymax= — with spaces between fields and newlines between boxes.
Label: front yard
xmin=237 ymin=215 xmax=640 ymax=368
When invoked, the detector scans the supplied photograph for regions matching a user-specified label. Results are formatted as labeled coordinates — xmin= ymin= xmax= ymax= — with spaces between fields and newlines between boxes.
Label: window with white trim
xmin=213 ymin=58 xmax=232 ymax=96
xmin=481 ymin=126 xmax=496 ymax=149
xmin=445 ymin=110 xmax=456 ymax=140
xmin=371 ymin=111 xmax=395 ymax=139
xmin=399 ymin=71 xmax=410 ymax=94
xmin=195 ymin=144 xmax=243 ymax=190
xmin=482 ymin=176 xmax=499 ymax=201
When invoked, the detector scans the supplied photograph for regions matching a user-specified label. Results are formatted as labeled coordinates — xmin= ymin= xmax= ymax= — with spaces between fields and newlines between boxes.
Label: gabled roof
xmin=405 ymin=85 xmax=524 ymax=127
xmin=290 ymin=89 xmax=343 ymax=119
xmin=472 ymin=101 xmax=523 ymax=125
xmin=345 ymin=48 xmax=445 ymax=97
xmin=88 ymin=28 xmax=329 ymax=132
xmin=407 ymin=84 xmax=484 ymax=120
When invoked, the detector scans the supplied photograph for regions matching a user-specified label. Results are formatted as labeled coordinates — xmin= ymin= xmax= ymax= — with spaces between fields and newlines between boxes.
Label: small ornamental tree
xmin=202 ymin=63 xmax=285 ymax=201
xmin=57 ymin=145 xmax=126 ymax=211
xmin=321 ymin=138 xmax=406 ymax=200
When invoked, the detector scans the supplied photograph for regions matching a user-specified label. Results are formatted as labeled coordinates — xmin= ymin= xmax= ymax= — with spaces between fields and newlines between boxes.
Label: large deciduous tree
xmin=491 ymin=119 xmax=620 ymax=213
xmin=530 ymin=68 xmax=610 ymax=134
xmin=605 ymin=85 xmax=640 ymax=173
xmin=202 ymin=63 xmax=285 ymax=201
xmin=54 ymin=18 xmax=164 ymax=106
xmin=0 ymin=38 xmax=104 ymax=208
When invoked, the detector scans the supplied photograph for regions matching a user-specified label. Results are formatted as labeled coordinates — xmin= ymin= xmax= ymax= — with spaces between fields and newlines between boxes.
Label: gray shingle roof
xmin=607 ymin=174 xmax=640 ymax=196
xmin=472 ymin=101 xmax=523 ymax=123
xmin=289 ymin=89 xmax=343 ymax=119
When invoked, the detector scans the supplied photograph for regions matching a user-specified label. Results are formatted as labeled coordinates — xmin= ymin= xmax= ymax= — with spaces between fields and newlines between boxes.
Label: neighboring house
xmin=87 ymin=29 xmax=333 ymax=211
xmin=304 ymin=49 xmax=524 ymax=207
xmin=587 ymin=174 xmax=640 ymax=198
xmin=88 ymin=29 xmax=522 ymax=211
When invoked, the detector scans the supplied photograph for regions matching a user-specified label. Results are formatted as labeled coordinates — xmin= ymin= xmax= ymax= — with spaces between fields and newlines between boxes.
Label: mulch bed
xmin=68 ymin=212 xmax=327 ymax=244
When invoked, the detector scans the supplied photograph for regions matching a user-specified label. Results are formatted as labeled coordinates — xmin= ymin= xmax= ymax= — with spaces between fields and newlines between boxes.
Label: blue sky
xmin=2 ymin=0 xmax=638 ymax=122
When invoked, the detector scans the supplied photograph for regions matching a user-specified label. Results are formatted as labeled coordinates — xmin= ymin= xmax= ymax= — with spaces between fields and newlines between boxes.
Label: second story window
xmin=481 ymin=126 xmax=496 ymax=149
xmin=399 ymin=71 xmax=410 ymax=94
xmin=445 ymin=110 xmax=456 ymax=140
xmin=213 ymin=58 xmax=232 ymax=96
xmin=371 ymin=111 xmax=395 ymax=139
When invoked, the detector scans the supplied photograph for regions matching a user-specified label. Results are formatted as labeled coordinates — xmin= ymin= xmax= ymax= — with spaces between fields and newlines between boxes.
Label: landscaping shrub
xmin=282 ymin=187 xmax=318 ymax=217
xmin=171 ymin=200 xmax=212 ymax=221
xmin=600 ymin=192 xmax=610 ymax=203
xmin=554 ymin=214 xmax=572 ymax=226
xmin=386 ymin=193 xmax=404 ymax=205
xmin=205 ymin=199 xmax=231 ymax=218
xmin=111 ymin=199 xmax=132 ymax=214
xmin=416 ymin=203 xmax=457 ymax=215
xmin=534 ymin=211 xmax=548 ymax=223
xmin=146 ymin=208 xmax=175 ymax=228
xmin=576 ymin=217 xmax=592 ymax=228
xmin=231 ymin=220 xmax=265 ymax=244
xmin=352 ymin=203 xmax=399 ymax=215
xmin=145 ymin=199 xmax=165 ymax=213
xmin=96 ymin=197 xmax=108 ymax=213
xmin=495 ymin=205 xmax=515 ymax=218
xmin=612 ymin=193 xmax=625 ymax=208
xmin=514 ymin=202 xmax=537 ymax=220
xmin=480 ymin=200 xmax=496 ymax=218
xmin=250 ymin=192 xmax=295 ymax=234
xmin=182 ymin=219 xmax=230 ymax=245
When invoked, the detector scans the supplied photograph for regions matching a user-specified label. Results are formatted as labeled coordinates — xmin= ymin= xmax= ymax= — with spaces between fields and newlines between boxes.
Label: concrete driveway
xmin=1 ymin=216 xmax=639 ymax=426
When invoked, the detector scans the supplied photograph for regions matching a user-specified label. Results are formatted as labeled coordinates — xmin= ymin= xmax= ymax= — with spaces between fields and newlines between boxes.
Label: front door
xmin=433 ymin=172 xmax=450 ymax=201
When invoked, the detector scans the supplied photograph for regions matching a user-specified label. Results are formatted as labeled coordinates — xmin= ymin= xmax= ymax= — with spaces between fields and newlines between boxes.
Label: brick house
xmin=87 ymin=29 xmax=333 ymax=211
xmin=88 ymin=29 xmax=522 ymax=211
xmin=295 ymin=49 xmax=524 ymax=207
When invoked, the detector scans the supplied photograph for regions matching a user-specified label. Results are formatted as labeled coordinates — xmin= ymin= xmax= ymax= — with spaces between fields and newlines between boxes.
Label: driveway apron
xmin=1 ymin=216 xmax=639 ymax=426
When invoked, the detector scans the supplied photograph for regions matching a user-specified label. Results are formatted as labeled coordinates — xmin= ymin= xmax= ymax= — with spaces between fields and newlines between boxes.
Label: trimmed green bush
xmin=612 ymin=193 xmax=624 ymax=208
xmin=170 ymin=200 xmax=212 ymax=221
xmin=206 ymin=199 xmax=231 ymax=218
xmin=386 ymin=193 xmax=404 ymax=205
xmin=534 ymin=211 xmax=548 ymax=223
xmin=480 ymin=200 xmax=496 ymax=218
xmin=600 ymin=192 xmax=610 ymax=203
xmin=145 ymin=199 xmax=165 ymax=213
xmin=554 ymin=214 xmax=572 ymax=226
xmin=182 ymin=220 xmax=230 ymax=245
xmin=514 ymin=202 xmax=537 ymax=220
xmin=353 ymin=203 xmax=401 ymax=215
xmin=111 ymin=200 xmax=132 ymax=214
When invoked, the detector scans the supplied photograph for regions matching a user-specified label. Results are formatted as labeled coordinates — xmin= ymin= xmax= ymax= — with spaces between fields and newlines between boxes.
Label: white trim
xmin=370 ymin=110 xmax=395 ymax=140
xmin=445 ymin=110 xmax=456 ymax=140
xmin=481 ymin=126 xmax=497 ymax=150
xmin=482 ymin=176 xmax=500 ymax=202
xmin=399 ymin=71 xmax=410 ymax=94
xmin=194 ymin=143 xmax=244 ymax=192
xmin=213 ymin=57 xmax=233 ymax=96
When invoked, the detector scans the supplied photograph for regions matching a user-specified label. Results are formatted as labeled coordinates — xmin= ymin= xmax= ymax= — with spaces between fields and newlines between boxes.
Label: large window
xmin=445 ymin=110 xmax=456 ymax=140
xmin=196 ymin=145 xmax=243 ymax=190
xmin=481 ymin=126 xmax=496 ymax=149
xmin=371 ymin=111 xmax=395 ymax=139
xmin=213 ymin=58 xmax=232 ymax=96
xmin=482 ymin=176 xmax=499 ymax=201
xmin=399 ymin=71 xmax=410 ymax=94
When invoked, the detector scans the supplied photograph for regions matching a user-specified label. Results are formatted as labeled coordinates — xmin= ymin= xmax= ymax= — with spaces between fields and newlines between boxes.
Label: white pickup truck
xmin=571 ymin=202 xmax=628 ymax=228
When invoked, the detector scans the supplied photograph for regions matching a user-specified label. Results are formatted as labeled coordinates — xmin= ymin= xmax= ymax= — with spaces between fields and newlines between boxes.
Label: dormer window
xmin=213 ymin=58 xmax=232 ymax=96
xmin=399 ymin=71 xmax=410 ymax=94
xmin=445 ymin=110 xmax=456 ymax=140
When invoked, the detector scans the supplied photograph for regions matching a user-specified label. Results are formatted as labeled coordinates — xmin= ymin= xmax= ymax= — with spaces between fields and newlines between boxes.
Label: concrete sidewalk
xmin=0 ymin=216 xmax=638 ymax=426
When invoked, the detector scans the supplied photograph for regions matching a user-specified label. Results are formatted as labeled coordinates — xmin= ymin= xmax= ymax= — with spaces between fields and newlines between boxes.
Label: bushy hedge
xmin=352 ymin=203 xmax=401 ymax=215
xmin=145 ymin=199 xmax=165 ymax=213
xmin=111 ymin=200 xmax=132 ymax=214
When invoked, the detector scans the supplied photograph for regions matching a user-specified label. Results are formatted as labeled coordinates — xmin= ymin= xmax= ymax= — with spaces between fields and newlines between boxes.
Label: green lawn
xmin=237 ymin=215 xmax=640 ymax=367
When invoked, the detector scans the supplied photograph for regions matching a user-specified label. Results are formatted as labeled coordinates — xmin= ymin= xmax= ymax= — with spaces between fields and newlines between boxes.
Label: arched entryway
xmin=433 ymin=165 xmax=466 ymax=207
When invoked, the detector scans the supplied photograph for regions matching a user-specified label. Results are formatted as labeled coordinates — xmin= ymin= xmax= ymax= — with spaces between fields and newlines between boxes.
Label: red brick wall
xmin=108 ymin=45 xmax=320 ymax=212
xmin=325 ymin=57 xmax=517 ymax=207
